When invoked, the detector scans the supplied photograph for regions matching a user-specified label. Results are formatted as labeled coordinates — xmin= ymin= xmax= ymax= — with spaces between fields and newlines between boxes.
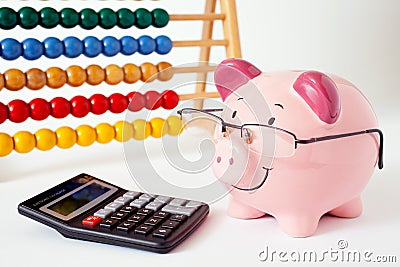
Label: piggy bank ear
xmin=293 ymin=71 xmax=341 ymax=124
xmin=214 ymin=58 xmax=262 ymax=101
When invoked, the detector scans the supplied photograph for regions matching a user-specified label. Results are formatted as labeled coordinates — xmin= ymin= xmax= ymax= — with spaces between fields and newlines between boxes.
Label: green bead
xmin=99 ymin=8 xmax=117 ymax=29
xmin=117 ymin=8 xmax=135 ymax=29
xmin=19 ymin=7 xmax=39 ymax=29
xmin=152 ymin=8 xmax=169 ymax=28
xmin=0 ymin=7 xmax=17 ymax=30
xmin=134 ymin=8 xmax=152 ymax=29
xmin=79 ymin=8 xmax=98 ymax=30
xmin=60 ymin=8 xmax=79 ymax=28
xmin=39 ymin=7 xmax=59 ymax=28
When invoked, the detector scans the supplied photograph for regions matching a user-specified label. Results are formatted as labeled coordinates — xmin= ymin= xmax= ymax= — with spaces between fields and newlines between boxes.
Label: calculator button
xmin=110 ymin=211 xmax=130 ymax=221
xmin=154 ymin=196 xmax=172 ymax=203
xmin=170 ymin=214 xmax=188 ymax=222
xmin=129 ymin=199 xmax=148 ymax=208
xmin=185 ymin=200 xmax=203 ymax=208
xmin=119 ymin=206 xmax=137 ymax=214
xmin=123 ymin=191 xmax=141 ymax=199
xmin=153 ymin=211 xmax=170 ymax=219
xmin=127 ymin=214 xmax=146 ymax=224
xmin=137 ymin=208 xmax=153 ymax=216
xmin=100 ymin=218 xmax=119 ymax=229
xmin=135 ymin=224 xmax=153 ymax=235
xmin=144 ymin=217 xmax=163 ymax=226
xmin=145 ymin=201 xmax=164 ymax=211
xmin=82 ymin=216 xmax=102 ymax=226
xmin=117 ymin=222 xmax=136 ymax=232
xmin=94 ymin=209 xmax=113 ymax=219
xmin=104 ymin=202 xmax=123 ymax=212
xmin=169 ymin=198 xmax=187 ymax=206
xmin=114 ymin=197 xmax=131 ymax=205
xmin=162 ymin=205 xmax=196 ymax=216
xmin=161 ymin=220 xmax=180 ymax=230
xmin=153 ymin=228 xmax=173 ymax=239
xmin=139 ymin=193 xmax=155 ymax=201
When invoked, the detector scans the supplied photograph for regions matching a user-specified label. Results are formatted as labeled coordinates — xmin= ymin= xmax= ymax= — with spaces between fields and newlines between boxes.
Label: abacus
xmin=0 ymin=0 xmax=241 ymax=157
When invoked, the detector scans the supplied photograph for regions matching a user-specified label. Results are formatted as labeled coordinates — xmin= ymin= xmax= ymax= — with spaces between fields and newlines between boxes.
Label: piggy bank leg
xmin=329 ymin=196 xmax=362 ymax=218
xmin=228 ymin=197 xmax=266 ymax=219
xmin=275 ymin=214 xmax=321 ymax=237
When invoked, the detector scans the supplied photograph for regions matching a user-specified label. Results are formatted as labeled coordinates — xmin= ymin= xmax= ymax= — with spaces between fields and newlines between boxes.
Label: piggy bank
xmin=211 ymin=58 xmax=383 ymax=237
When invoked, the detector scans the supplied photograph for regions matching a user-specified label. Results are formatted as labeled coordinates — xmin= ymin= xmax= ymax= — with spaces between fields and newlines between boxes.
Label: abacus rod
xmin=173 ymin=40 xmax=228 ymax=47
xmin=169 ymin=14 xmax=225 ymax=21
xmin=179 ymin=92 xmax=221 ymax=100
xmin=172 ymin=65 xmax=216 ymax=74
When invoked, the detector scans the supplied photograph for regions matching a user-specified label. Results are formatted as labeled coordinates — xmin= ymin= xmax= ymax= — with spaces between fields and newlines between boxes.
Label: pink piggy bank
xmin=211 ymin=58 xmax=383 ymax=237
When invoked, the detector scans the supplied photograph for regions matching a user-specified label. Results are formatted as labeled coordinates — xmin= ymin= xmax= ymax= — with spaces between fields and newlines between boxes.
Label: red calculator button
xmin=82 ymin=216 xmax=102 ymax=226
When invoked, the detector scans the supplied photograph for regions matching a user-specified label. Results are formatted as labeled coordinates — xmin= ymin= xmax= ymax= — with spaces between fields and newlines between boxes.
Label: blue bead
xmin=83 ymin=36 xmax=102 ymax=58
xmin=102 ymin=36 xmax=121 ymax=57
xmin=1 ymin=38 xmax=22 ymax=60
xmin=43 ymin=37 xmax=64 ymax=59
xmin=138 ymin=35 xmax=155 ymax=55
xmin=63 ymin=36 xmax=83 ymax=58
xmin=155 ymin=35 xmax=172 ymax=55
xmin=120 ymin=36 xmax=138 ymax=55
xmin=22 ymin=38 xmax=44 ymax=60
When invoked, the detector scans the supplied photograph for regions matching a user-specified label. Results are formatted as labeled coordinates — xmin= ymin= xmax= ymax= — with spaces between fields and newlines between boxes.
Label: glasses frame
xmin=177 ymin=108 xmax=384 ymax=169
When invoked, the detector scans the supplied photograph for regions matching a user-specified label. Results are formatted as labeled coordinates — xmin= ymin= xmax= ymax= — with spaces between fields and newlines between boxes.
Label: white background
xmin=1 ymin=0 xmax=399 ymax=266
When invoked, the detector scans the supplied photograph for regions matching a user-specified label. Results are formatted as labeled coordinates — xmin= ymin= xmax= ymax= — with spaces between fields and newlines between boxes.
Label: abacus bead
xmin=4 ymin=69 xmax=26 ymax=91
xmin=167 ymin=116 xmax=183 ymax=136
xmin=155 ymin=35 xmax=172 ymax=55
xmin=83 ymin=36 xmax=102 ymax=58
xmin=50 ymin=97 xmax=70 ymax=119
xmin=76 ymin=125 xmax=96 ymax=146
xmin=39 ymin=7 xmax=59 ymax=28
xmin=150 ymin=118 xmax=168 ymax=138
xmin=0 ymin=133 xmax=13 ymax=156
xmin=90 ymin=94 xmax=109 ymax=115
xmin=63 ymin=36 xmax=83 ymax=58
xmin=157 ymin=62 xmax=173 ymax=81
xmin=140 ymin=62 xmax=158 ymax=82
xmin=109 ymin=93 xmax=128 ymax=114
xmin=70 ymin=96 xmax=90 ymax=118
xmin=120 ymin=36 xmax=138 ymax=55
xmin=60 ymin=8 xmax=79 ymax=28
xmin=144 ymin=91 xmax=163 ymax=110
xmin=105 ymin=64 xmax=124 ymax=85
xmin=35 ymin=129 xmax=56 ymax=151
xmin=132 ymin=119 xmax=151 ymax=140
xmin=1 ymin=38 xmax=22 ymax=60
xmin=86 ymin=65 xmax=105 ymax=85
xmin=66 ymin=65 xmax=87 ymax=87
xmin=135 ymin=8 xmax=152 ymax=29
xmin=0 ymin=102 xmax=8 ymax=124
xmin=79 ymin=8 xmax=99 ymax=30
xmin=117 ymin=8 xmax=135 ymax=29
xmin=46 ymin=67 xmax=67 ymax=89
xmin=162 ymin=90 xmax=179 ymax=110
xmin=102 ymin=36 xmax=121 ymax=57
xmin=22 ymin=38 xmax=44 ymax=60
xmin=0 ymin=7 xmax=18 ymax=30
xmin=127 ymin=92 xmax=145 ymax=112
xmin=152 ymin=8 xmax=169 ymax=28
xmin=13 ymin=131 xmax=35 ymax=153
xmin=138 ymin=35 xmax=155 ymax=55
xmin=19 ymin=7 xmax=39 ymax=29
xmin=8 ymin=99 xmax=30 ymax=123
xmin=56 ymin=126 xmax=76 ymax=149
xmin=96 ymin=123 xmax=115 ymax=144
xmin=114 ymin=121 xmax=134 ymax=142
xmin=0 ymin=74 xmax=3 ymax=91
xmin=43 ymin=37 xmax=64 ymax=59
xmin=26 ymin=68 xmax=46 ymax=90
xmin=123 ymin=64 xmax=141 ymax=84
xmin=29 ymin=98 xmax=50 ymax=121
xmin=99 ymin=8 xmax=117 ymax=29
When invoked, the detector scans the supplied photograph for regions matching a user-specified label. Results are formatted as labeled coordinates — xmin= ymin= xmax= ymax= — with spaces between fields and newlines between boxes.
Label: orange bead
xmin=105 ymin=64 xmax=124 ymax=85
xmin=46 ymin=67 xmax=67 ymax=89
xmin=0 ymin=74 xmax=4 ymax=91
xmin=66 ymin=65 xmax=87 ymax=87
xmin=4 ymin=69 xmax=26 ymax=91
xmin=140 ymin=63 xmax=158 ymax=82
xmin=157 ymin=62 xmax=173 ymax=81
xmin=26 ymin=68 xmax=46 ymax=90
xmin=86 ymin=64 xmax=105 ymax=85
xmin=123 ymin=64 xmax=141 ymax=84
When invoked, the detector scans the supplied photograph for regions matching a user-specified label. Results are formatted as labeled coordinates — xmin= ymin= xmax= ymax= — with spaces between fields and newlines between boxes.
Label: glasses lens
xmin=179 ymin=109 xmax=223 ymax=139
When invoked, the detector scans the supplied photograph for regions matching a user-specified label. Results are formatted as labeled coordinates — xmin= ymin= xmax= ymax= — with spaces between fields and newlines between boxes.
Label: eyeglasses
xmin=177 ymin=108 xmax=383 ymax=169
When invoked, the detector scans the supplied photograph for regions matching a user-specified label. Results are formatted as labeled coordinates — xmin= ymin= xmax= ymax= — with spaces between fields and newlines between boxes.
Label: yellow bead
xmin=35 ymin=129 xmax=56 ymax=151
xmin=132 ymin=119 xmax=151 ymax=140
xmin=150 ymin=117 xmax=168 ymax=138
xmin=114 ymin=121 xmax=134 ymax=142
xmin=167 ymin=116 xmax=183 ymax=136
xmin=13 ymin=131 xmax=36 ymax=153
xmin=0 ymin=133 xmax=13 ymax=156
xmin=95 ymin=123 xmax=115 ymax=144
xmin=76 ymin=125 xmax=96 ymax=146
xmin=56 ymin=126 xmax=76 ymax=149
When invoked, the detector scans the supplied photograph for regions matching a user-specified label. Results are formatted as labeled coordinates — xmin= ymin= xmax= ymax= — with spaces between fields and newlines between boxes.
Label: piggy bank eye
xmin=268 ymin=117 xmax=275 ymax=125
xmin=232 ymin=111 xmax=237 ymax=119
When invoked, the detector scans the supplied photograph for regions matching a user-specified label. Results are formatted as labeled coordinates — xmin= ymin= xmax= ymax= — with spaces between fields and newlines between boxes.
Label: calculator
xmin=18 ymin=173 xmax=209 ymax=253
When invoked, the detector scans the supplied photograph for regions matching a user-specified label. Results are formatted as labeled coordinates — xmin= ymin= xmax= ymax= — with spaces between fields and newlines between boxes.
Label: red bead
xmin=0 ymin=102 xmax=8 ymax=124
xmin=70 ymin=96 xmax=90 ymax=118
xmin=144 ymin=91 xmax=162 ymax=110
xmin=109 ymin=93 xmax=128 ymax=113
xmin=90 ymin=94 xmax=109 ymax=115
xmin=8 ymin=99 xmax=30 ymax=123
xmin=29 ymin=98 xmax=50 ymax=121
xmin=127 ymin=91 xmax=145 ymax=112
xmin=50 ymin=97 xmax=70 ymax=119
xmin=161 ymin=90 xmax=179 ymax=110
